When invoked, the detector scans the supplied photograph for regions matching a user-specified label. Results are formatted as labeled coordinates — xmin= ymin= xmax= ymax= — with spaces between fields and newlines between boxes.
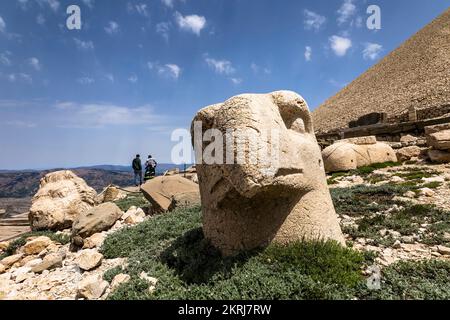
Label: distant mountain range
xmin=0 ymin=163 xmax=190 ymax=198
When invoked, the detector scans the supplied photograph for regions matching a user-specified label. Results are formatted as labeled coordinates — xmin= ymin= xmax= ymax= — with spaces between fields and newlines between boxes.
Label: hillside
xmin=0 ymin=169 xmax=132 ymax=198
xmin=313 ymin=8 xmax=450 ymax=133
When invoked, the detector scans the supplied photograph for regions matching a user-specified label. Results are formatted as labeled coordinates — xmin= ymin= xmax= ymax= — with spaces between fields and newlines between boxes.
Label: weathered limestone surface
xmin=191 ymin=91 xmax=344 ymax=256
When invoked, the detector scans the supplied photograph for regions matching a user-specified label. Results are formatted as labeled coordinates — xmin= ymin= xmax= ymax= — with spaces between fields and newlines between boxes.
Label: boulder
xmin=122 ymin=206 xmax=145 ymax=225
xmin=98 ymin=186 xmax=127 ymax=203
xmin=322 ymin=137 xmax=397 ymax=173
xmin=428 ymin=149 xmax=450 ymax=163
xmin=0 ymin=264 xmax=5 ymax=274
xmin=111 ymin=273 xmax=131 ymax=291
xmin=396 ymin=146 xmax=422 ymax=162
xmin=72 ymin=202 xmax=123 ymax=239
xmin=0 ymin=241 xmax=9 ymax=252
xmin=23 ymin=236 xmax=53 ymax=255
xmin=1 ymin=254 xmax=24 ymax=268
xmin=31 ymin=252 xmax=64 ymax=273
xmin=141 ymin=176 xmax=200 ymax=213
xmin=29 ymin=170 xmax=97 ymax=231
xmin=191 ymin=91 xmax=344 ymax=256
xmin=77 ymin=274 xmax=109 ymax=300
xmin=139 ymin=272 xmax=158 ymax=293
xmin=82 ymin=233 xmax=106 ymax=249
xmin=400 ymin=135 xmax=418 ymax=144
xmin=76 ymin=249 xmax=103 ymax=271
xmin=426 ymin=129 xmax=450 ymax=150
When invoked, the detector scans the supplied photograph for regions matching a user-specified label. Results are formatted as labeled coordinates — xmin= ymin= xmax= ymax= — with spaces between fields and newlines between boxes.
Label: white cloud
xmin=0 ymin=52 xmax=11 ymax=66
xmin=7 ymin=73 xmax=32 ymax=84
xmin=0 ymin=16 xmax=6 ymax=33
xmin=82 ymin=0 xmax=95 ymax=9
xmin=329 ymin=35 xmax=352 ymax=57
xmin=303 ymin=9 xmax=326 ymax=31
xmin=230 ymin=78 xmax=242 ymax=85
xmin=28 ymin=57 xmax=42 ymax=71
xmin=54 ymin=102 xmax=162 ymax=128
xmin=156 ymin=22 xmax=171 ymax=41
xmin=363 ymin=42 xmax=383 ymax=60
xmin=37 ymin=0 xmax=60 ymax=12
xmin=74 ymin=38 xmax=94 ymax=51
xmin=305 ymin=46 xmax=312 ymax=61
xmin=174 ymin=12 xmax=206 ymax=36
xmin=77 ymin=77 xmax=95 ymax=85
xmin=162 ymin=0 xmax=174 ymax=8
xmin=105 ymin=21 xmax=120 ymax=35
xmin=36 ymin=14 xmax=46 ymax=25
xmin=158 ymin=64 xmax=181 ymax=79
xmin=128 ymin=74 xmax=138 ymax=83
xmin=337 ymin=0 xmax=357 ymax=25
xmin=205 ymin=56 xmax=235 ymax=75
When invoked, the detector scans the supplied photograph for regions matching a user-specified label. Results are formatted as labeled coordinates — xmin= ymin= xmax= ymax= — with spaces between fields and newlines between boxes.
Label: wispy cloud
xmin=304 ymin=46 xmax=312 ymax=61
xmin=104 ymin=73 xmax=115 ymax=83
xmin=77 ymin=77 xmax=95 ymax=85
xmin=329 ymin=35 xmax=352 ymax=57
xmin=174 ymin=12 xmax=206 ymax=36
xmin=74 ymin=38 xmax=94 ymax=51
xmin=363 ymin=42 xmax=383 ymax=60
xmin=0 ymin=51 xmax=12 ymax=66
xmin=158 ymin=64 xmax=181 ymax=79
xmin=156 ymin=22 xmax=171 ymax=41
xmin=127 ymin=3 xmax=149 ymax=17
xmin=37 ymin=0 xmax=60 ymax=12
xmin=105 ymin=21 xmax=120 ymax=35
xmin=36 ymin=14 xmax=46 ymax=25
xmin=230 ymin=78 xmax=242 ymax=85
xmin=161 ymin=0 xmax=174 ymax=8
xmin=28 ymin=57 xmax=42 ymax=71
xmin=128 ymin=74 xmax=138 ymax=83
xmin=250 ymin=63 xmax=271 ymax=75
xmin=4 ymin=120 xmax=37 ymax=128
xmin=303 ymin=9 xmax=326 ymax=31
xmin=54 ymin=102 xmax=164 ymax=128
xmin=82 ymin=0 xmax=95 ymax=9
xmin=6 ymin=73 xmax=33 ymax=84
xmin=0 ymin=16 xmax=6 ymax=34
xmin=337 ymin=0 xmax=357 ymax=25
xmin=204 ymin=55 xmax=235 ymax=75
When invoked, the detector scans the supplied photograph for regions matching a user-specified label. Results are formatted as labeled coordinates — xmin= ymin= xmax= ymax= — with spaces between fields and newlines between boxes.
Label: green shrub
xmin=359 ymin=260 xmax=450 ymax=300
xmin=102 ymin=206 xmax=368 ymax=300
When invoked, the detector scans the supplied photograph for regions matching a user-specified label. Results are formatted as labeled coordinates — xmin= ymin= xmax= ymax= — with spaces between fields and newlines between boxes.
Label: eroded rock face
xmin=72 ymin=202 xmax=123 ymax=239
xmin=322 ymin=136 xmax=398 ymax=173
xmin=29 ymin=171 xmax=97 ymax=231
xmin=141 ymin=176 xmax=200 ymax=213
xmin=191 ymin=90 xmax=344 ymax=256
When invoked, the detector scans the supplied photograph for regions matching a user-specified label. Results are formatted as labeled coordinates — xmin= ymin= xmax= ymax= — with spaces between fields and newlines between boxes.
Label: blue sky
xmin=0 ymin=0 xmax=448 ymax=169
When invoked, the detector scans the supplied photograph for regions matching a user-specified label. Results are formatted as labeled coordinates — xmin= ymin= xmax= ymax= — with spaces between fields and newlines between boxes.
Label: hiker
xmin=144 ymin=155 xmax=158 ymax=181
xmin=132 ymin=154 xmax=142 ymax=186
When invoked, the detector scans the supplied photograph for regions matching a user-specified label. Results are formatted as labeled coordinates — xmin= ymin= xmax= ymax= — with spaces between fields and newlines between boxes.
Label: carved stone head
xmin=192 ymin=91 xmax=344 ymax=256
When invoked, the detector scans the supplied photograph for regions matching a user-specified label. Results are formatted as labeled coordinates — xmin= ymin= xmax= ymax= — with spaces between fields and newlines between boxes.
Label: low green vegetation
xmin=0 ymin=231 xmax=70 ymax=260
xmin=101 ymin=204 xmax=450 ymax=300
xmin=361 ymin=260 xmax=450 ymax=300
xmin=327 ymin=162 xmax=401 ymax=185
xmin=114 ymin=194 xmax=149 ymax=212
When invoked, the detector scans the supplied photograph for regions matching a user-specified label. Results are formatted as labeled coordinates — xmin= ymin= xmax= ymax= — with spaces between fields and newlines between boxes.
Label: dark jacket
xmin=132 ymin=158 xmax=142 ymax=171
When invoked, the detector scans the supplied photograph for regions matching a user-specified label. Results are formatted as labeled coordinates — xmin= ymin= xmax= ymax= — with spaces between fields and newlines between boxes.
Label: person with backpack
xmin=144 ymin=155 xmax=157 ymax=181
xmin=132 ymin=154 xmax=142 ymax=186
